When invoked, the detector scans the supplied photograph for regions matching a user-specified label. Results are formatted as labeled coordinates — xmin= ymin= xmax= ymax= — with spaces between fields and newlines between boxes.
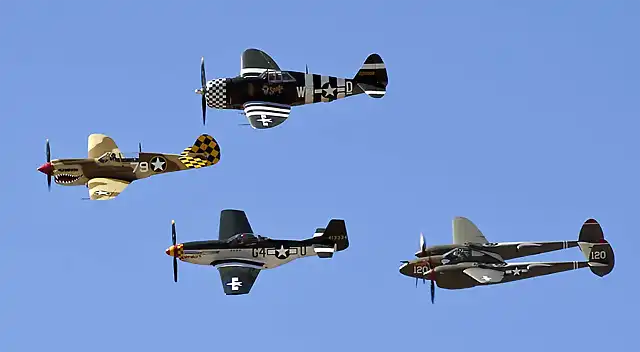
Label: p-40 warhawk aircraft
xmin=165 ymin=209 xmax=349 ymax=295
xmin=399 ymin=217 xmax=614 ymax=303
xmin=195 ymin=48 xmax=388 ymax=128
xmin=36 ymin=134 xmax=220 ymax=200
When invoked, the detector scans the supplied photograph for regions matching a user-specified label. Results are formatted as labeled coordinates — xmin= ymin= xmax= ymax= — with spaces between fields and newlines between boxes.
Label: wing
xmin=243 ymin=101 xmax=291 ymax=129
xmin=88 ymin=134 xmax=121 ymax=159
xmin=219 ymin=209 xmax=253 ymax=241
xmin=453 ymin=217 xmax=488 ymax=245
xmin=87 ymin=178 xmax=130 ymax=200
xmin=462 ymin=267 xmax=505 ymax=284
xmin=464 ymin=261 xmax=588 ymax=285
xmin=217 ymin=266 xmax=261 ymax=295
xmin=240 ymin=48 xmax=281 ymax=78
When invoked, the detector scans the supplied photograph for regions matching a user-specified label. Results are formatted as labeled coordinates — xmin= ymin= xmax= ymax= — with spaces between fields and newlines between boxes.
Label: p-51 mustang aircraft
xmin=195 ymin=48 xmax=388 ymax=128
xmin=165 ymin=209 xmax=349 ymax=295
xmin=36 ymin=134 xmax=220 ymax=200
xmin=399 ymin=217 xmax=614 ymax=303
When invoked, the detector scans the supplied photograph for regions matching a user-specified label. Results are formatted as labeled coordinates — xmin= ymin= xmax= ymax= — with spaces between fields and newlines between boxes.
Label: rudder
xmin=178 ymin=134 xmax=221 ymax=168
xmin=578 ymin=219 xmax=614 ymax=277
xmin=312 ymin=219 xmax=349 ymax=258
xmin=354 ymin=53 xmax=387 ymax=98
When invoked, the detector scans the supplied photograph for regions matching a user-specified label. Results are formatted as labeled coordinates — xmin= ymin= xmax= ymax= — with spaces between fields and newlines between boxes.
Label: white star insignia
xmin=275 ymin=245 xmax=289 ymax=259
xmin=512 ymin=267 xmax=521 ymax=275
xmin=323 ymin=84 xmax=336 ymax=97
xmin=481 ymin=275 xmax=492 ymax=282
xmin=151 ymin=157 xmax=166 ymax=171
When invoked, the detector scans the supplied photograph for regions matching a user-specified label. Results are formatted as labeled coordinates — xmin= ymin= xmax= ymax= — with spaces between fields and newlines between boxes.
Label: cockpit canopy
xmin=259 ymin=70 xmax=296 ymax=83
xmin=97 ymin=152 xmax=140 ymax=163
xmin=441 ymin=247 xmax=504 ymax=265
xmin=226 ymin=233 xmax=269 ymax=245
xmin=442 ymin=247 xmax=472 ymax=264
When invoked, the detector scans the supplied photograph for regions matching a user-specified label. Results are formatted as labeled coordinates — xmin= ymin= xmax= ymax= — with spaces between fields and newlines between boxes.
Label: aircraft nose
xmin=37 ymin=162 xmax=54 ymax=175
xmin=165 ymin=246 xmax=174 ymax=257
xmin=399 ymin=262 xmax=411 ymax=276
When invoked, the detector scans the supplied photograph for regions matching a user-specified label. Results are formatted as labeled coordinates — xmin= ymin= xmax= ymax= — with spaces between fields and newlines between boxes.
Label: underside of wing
xmin=453 ymin=217 xmax=489 ymax=245
xmin=219 ymin=209 xmax=253 ymax=241
xmin=241 ymin=48 xmax=281 ymax=78
xmin=243 ymin=101 xmax=291 ymax=129
xmin=87 ymin=178 xmax=130 ymax=200
xmin=217 ymin=266 xmax=261 ymax=295
xmin=88 ymin=134 xmax=121 ymax=159
xmin=463 ymin=267 xmax=505 ymax=284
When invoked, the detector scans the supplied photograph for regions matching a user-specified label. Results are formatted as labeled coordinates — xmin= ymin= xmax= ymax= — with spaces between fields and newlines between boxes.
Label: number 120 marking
xmin=591 ymin=250 xmax=606 ymax=260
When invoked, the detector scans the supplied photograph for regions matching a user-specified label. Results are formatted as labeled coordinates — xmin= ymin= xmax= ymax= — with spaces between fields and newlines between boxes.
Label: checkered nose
xmin=165 ymin=244 xmax=183 ymax=257
xmin=37 ymin=162 xmax=53 ymax=175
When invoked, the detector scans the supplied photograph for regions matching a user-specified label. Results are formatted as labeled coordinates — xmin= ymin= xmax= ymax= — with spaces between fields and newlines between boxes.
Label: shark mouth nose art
xmin=54 ymin=173 xmax=82 ymax=184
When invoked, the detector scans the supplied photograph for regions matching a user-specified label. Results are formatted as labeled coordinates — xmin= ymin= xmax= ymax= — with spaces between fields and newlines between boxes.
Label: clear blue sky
xmin=1 ymin=1 xmax=638 ymax=350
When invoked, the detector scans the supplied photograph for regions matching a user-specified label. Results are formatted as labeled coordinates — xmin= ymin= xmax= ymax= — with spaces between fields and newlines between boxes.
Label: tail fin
xmin=354 ymin=53 xmax=387 ymax=98
xmin=578 ymin=219 xmax=614 ymax=277
xmin=312 ymin=219 xmax=349 ymax=258
xmin=178 ymin=134 xmax=221 ymax=168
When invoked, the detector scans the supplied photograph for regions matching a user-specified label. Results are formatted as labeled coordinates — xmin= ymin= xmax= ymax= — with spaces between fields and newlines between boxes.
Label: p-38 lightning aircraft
xmin=195 ymin=48 xmax=388 ymax=128
xmin=165 ymin=209 xmax=349 ymax=295
xmin=399 ymin=217 xmax=614 ymax=303
xmin=36 ymin=133 xmax=220 ymax=200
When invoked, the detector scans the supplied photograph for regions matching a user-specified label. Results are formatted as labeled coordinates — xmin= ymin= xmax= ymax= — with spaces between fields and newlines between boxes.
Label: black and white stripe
xmin=243 ymin=101 xmax=291 ymax=129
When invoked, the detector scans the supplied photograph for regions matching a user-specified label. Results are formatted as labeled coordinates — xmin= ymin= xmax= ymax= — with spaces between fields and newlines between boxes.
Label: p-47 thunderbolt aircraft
xmin=195 ymin=48 xmax=388 ymax=128
xmin=399 ymin=217 xmax=614 ymax=303
xmin=165 ymin=209 xmax=349 ymax=295
xmin=36 ymin=134 xmax=220 ymax=200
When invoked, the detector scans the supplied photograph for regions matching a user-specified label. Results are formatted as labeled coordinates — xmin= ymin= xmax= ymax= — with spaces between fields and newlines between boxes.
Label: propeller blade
xmin=46 ymin=139 xmax=50 ymax=162
xmin=415 ymin=277 xmax=418 ymax=288
xmin=171 ymin=219 xmax=178 ymax=282
xmin=419 ymin=232 xmax=426 ymax=253
xmin=171 ymin=220 xmax=176 ymax=246
xmin=305 ymin=64 xmax=309 ymax=74
xmin=200 ymin=57 xmax=206 ymax=88
xmin=430 ymin=280 xmax=435 ymax=304
xmin=46 ymin=139 xmax=51 ymax=190
xmin=200 ymin=56 xmax=207 ymax=125
xmin=202 ymin=95 xmax=207 ymax=126
xmin=173 ymin=257 xmax=178 ymax=283
xmin=138 ymin=142 xmax=142 ymax=153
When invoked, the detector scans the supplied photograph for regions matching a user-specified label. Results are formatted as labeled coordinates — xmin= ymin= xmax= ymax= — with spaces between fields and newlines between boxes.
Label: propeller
xmin=172 ymin=220 xmax=178 ymax=282
xmin=45 ymin=139 xmax=51 ymax=190
xmin=196 ymin=56 xmax=207 ymax=125
xmin=305 ymin=64 xmax=309 ymax=74
xmin=419 ymin=232 xmax=436 ymax=304
xmin=138 ymin=142 xmax=142 ymax=153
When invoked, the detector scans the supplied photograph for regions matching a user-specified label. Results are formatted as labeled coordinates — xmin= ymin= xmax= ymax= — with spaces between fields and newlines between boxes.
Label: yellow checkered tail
xmin=178 ymin=134 xmax=221 ymax=168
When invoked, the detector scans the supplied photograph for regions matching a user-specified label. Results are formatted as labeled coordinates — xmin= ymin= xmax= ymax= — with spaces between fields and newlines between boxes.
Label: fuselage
xmin=41 ymin=152 xmax=185 ymax=186
xmin=171 ymin=238 xmax=322 ymax=269
xmin=204 ymin=71 xmax=364 ymax=110
xmin=400 ymin=240 xmax=580 ymax=281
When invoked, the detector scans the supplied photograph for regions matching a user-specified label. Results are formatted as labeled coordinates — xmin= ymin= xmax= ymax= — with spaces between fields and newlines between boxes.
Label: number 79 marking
xmin=131 ymin=162 xmax=149 ymax=173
